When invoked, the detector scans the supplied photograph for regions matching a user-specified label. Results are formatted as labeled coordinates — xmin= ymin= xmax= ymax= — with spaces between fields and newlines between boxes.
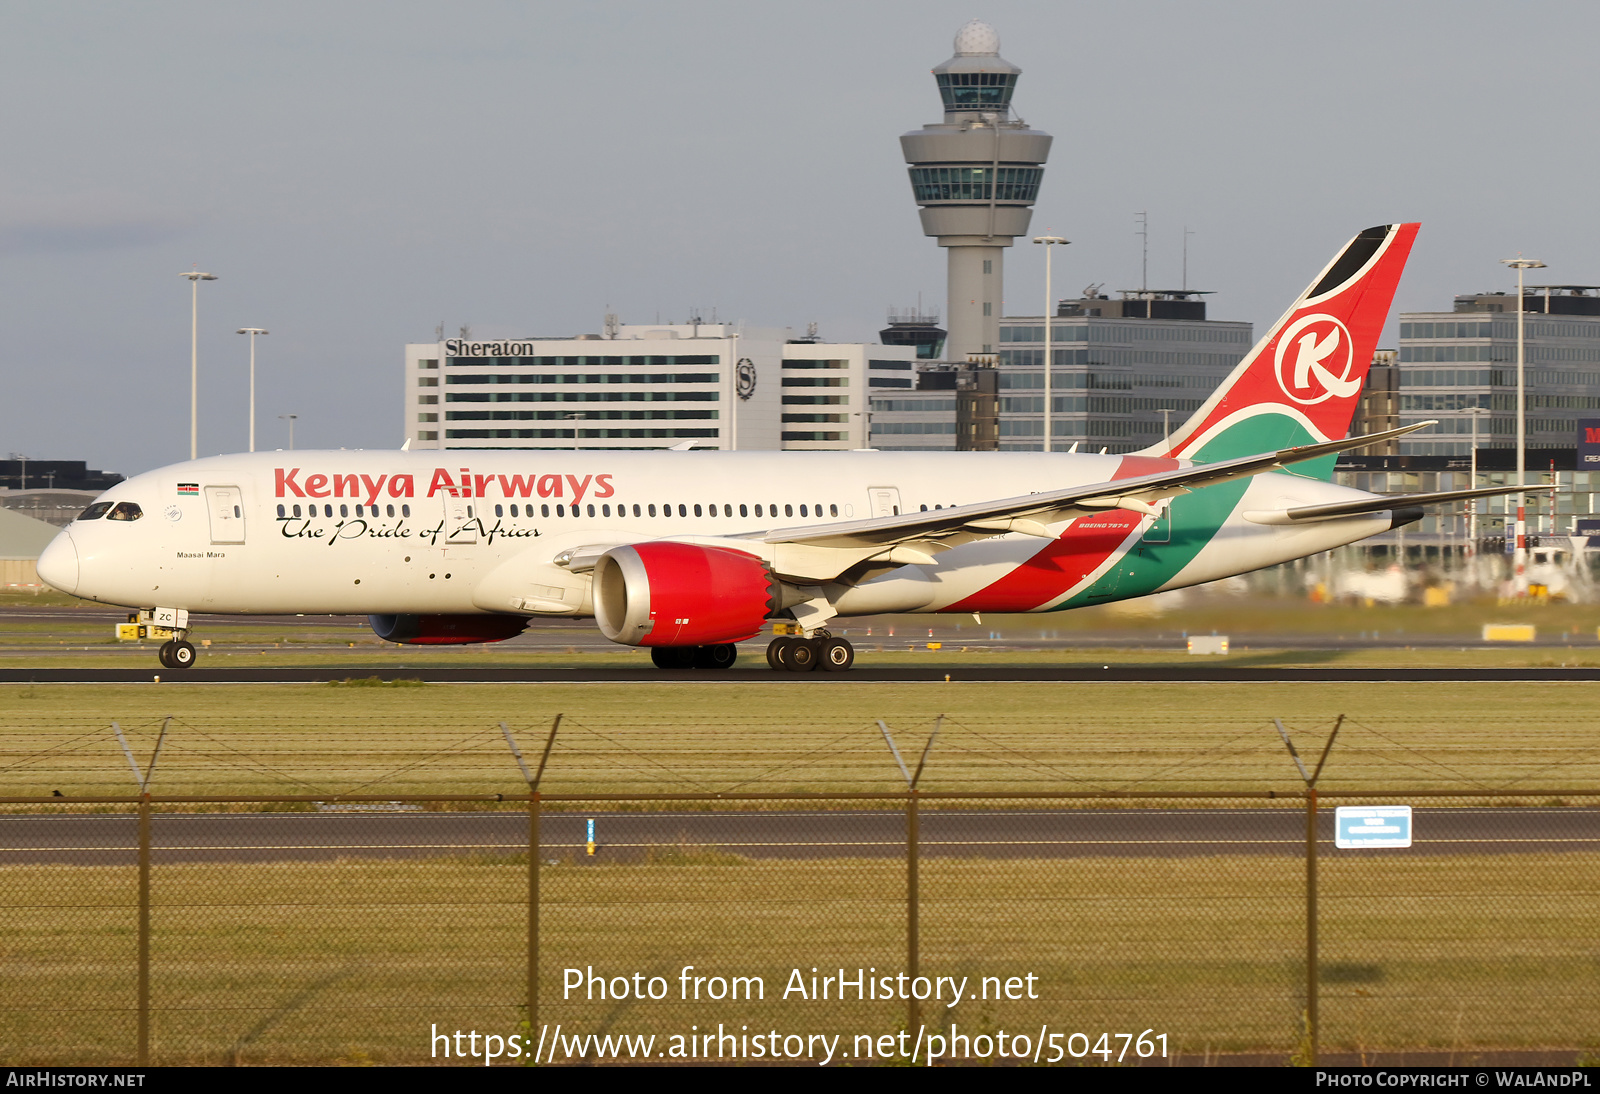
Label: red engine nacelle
xmin=368 ymin=613 xmax=529 ymax=645
xmin=593 ymin=542 xmax=777 ymax=647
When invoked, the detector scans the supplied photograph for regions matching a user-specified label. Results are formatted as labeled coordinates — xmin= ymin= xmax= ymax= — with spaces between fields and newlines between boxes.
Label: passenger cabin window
xmin=678 ymin=504 xmax=687 ymax=517
xmin=495 ymin=504 xmax=504 ymax=517
xmin=755 ymin=504 xmax=763 ymax=517
xmin=740 ymin=504 xmax=748 ymax=517
xmin=107 ymin=502 xmax=143 ymax=521
xmin=693 ymin=504 xmax=702 ymax=517
xmin=648 ymin=504 xmax=657 ymax=517
xmin=799 ymin=505 xmax=808 ymax=517
xmin=830 ymin=504 xmax=838 ymax=517
xmin=784 ymin=504 xmax=793 ymax=517
xmin=293 ymin=504 xmax=302 ymax=518
xmin=78 ymin=502 xmax=113 ymax=521
xmin=402 ymin=504 xmax=411 ymax=517
xmin=277 ymin=504 xmax=286 ymax=518
xmin=633 ymin=504 xmax=642 ymax=517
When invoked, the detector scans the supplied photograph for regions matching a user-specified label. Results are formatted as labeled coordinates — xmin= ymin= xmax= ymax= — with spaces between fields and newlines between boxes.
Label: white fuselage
xmin=38 ymin=449 xmax=1391 ymax=621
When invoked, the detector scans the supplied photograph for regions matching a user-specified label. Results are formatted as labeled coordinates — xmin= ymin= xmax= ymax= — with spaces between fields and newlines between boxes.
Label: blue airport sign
xmin=1335 ymin=805 xmax=1412 ymax=849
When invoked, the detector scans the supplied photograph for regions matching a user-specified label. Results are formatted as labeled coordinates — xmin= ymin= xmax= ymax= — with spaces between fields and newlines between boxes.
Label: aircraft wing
xmin=750 ymin=422 xmax=1435 ymax=560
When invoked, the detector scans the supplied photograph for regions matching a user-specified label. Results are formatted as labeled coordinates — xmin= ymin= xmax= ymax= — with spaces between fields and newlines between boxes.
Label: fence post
xmin=137 ymin=792 xmax=150 ymax=1067
xmin=1276 ymin=715 xmax=1338 ymax=1067
xmin=529 ymin=790 xmax=540 ymax=1035
xmin=1305 ymin=786 xmax=1318 ymax=1067
xmin=907 ymin=785 xmax=919 ymax=1036
xmin=501 ymin=715 xmax=560 ymax=1040
xmin=878 ymin=718 xmax=938 ymax=1042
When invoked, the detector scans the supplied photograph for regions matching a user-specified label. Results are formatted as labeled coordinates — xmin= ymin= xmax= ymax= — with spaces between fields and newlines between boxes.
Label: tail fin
xmin=1143 ymin=223 xmax=1419 ymax=477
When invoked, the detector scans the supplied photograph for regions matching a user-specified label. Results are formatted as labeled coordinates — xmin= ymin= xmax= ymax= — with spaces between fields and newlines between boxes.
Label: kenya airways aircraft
xmin=37 ymin=224 xmax=1524 ymax=671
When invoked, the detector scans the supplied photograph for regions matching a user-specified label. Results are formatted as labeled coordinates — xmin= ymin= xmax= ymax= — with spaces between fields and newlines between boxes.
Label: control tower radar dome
xmin=953 ymin=19 xmax=1000 ymax=55
xmin=901 ymin=23 xmax=1051 ymax=365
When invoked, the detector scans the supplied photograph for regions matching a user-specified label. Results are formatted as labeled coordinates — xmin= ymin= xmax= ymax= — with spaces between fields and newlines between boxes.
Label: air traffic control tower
xmin=901 ymin=21 xmax=1051 ymax=365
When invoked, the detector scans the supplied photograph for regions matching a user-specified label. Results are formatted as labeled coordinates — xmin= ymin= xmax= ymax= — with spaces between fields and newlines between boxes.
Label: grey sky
xmin=3 ymin=1 xmax=1596 ymax=474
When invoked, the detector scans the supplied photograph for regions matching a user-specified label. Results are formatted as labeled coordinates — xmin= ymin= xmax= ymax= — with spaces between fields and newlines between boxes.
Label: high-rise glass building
xmin=1397 ymin=286 xmax=1600 ymax=457
xmin=870 ymin=291 xmax=1252 ymax=452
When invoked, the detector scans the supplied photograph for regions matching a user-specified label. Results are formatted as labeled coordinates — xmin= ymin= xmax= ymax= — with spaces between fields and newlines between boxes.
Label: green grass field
xmin=2 ymin=679 xmax=1599 ymax=798
xmin=4 ymin=671 xmax=1598 ymax=1065
xmin=3 ymin=849 xmax=1594 ymax=1065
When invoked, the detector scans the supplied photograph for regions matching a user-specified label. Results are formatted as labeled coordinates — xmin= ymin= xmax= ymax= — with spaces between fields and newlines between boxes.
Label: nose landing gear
xmin=157 ymin=639 xmax=197 ymax=669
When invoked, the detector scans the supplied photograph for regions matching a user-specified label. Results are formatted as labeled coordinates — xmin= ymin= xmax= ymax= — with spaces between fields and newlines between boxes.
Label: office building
xmin=1397 ymin=286 xmax=1600 ymax=457
xmin=871 ymin=290 xmax=1252 ymax=453
xmin=1328 ymin=285 xmax=1600 ymax=546
xmin=405 ymin=325 xmax=914 ymax=452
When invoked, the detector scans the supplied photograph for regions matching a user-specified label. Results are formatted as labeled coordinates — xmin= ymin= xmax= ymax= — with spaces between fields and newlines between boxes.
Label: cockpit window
xmin=78 ymin=502 xmax=113 ymax=521
xmin=106 ymin=502 xmax=144 ymax=521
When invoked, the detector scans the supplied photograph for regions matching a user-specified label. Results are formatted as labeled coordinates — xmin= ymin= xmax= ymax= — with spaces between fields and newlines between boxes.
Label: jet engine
xmin=593 ymin=542 xmax=777 ymax=647
xmin=368 ymin=613 xmax=529 ymax=645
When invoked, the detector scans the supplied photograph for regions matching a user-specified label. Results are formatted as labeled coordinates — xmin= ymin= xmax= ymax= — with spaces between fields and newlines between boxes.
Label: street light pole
xmin=1032 ymin=236 xmax=1069 ymax=454
xmin=1502 ymin=256 xmax=1546 ymax=589
xmin=278 ymin=414 xmax=298 ymax=451
xmin=1159 ymin=408 xmax=1176 ymax=447
xmin=180 ymin=271 xmax=218 ymax=460
xmin=1467 ymin=405 xmax=1489 ymax=559
xmin=237 ymin=329 xmax=268 ymax=453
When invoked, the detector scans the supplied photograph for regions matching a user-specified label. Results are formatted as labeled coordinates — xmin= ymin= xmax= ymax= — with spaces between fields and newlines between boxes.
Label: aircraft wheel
xmin=170 ymin=641 xmax=197 ymax=669
xmin=819 ymin=637 xmax=854 ymax=672
xmin=787 ymin=638 xmax=821 ymax=672
xmin=765 ymin=638 xmax=790 ymax=671
xmin=157 ymin=641 xmax=176 ymax=668
xmin=650 ymin=646 xmax=695 ymax=670
xmin=694 ymin=643 xmax=737 ymax=670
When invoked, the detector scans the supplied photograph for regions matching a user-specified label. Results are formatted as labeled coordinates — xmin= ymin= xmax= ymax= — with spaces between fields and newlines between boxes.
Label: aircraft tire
xmin=787 ymin=638 xmax=821 ymax=672
xmin=170 ymin=641 xmax=197 ymax=669
xmin=819 ymin=637 xmax=854 ymax=672
xmin=650 ymin=646 xmax=695 ymax=670
xmin=157 ymin=641 xmax=176 ymax=669
xmin=765 ymin=638 xmax=790 ymax=671
xmin=694 ymin=644 xmax=737 ymax=670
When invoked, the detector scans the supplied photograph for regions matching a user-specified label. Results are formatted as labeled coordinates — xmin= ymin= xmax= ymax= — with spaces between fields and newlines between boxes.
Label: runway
xmin=4 ymin=664 xmax=1600 ymax=682
xmin=3 ymin=807 xmax=1594 ymax=864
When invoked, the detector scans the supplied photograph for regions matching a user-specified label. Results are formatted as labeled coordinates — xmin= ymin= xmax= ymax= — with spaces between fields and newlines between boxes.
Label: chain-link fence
xmin=4 ymin=790 xmax=1597 ymax=1066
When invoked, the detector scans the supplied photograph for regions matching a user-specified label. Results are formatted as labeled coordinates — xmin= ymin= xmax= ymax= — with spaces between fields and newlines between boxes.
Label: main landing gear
xmin=650 ymin=644 xmax=738 ymax=671
xmin=157 ymin=638 xmax=197 ymax=669
xmin=765 ymin=632 xmax=853 ymax=673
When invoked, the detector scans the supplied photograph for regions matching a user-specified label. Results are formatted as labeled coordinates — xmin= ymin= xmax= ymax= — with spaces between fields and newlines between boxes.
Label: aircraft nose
xmin=36 ymin=529 xmax=79 ymax=595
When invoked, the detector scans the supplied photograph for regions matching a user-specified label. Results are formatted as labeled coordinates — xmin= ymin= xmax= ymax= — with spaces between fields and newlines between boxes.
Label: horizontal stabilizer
xmin=1244 ymin=483 xmax=1554 ymax=526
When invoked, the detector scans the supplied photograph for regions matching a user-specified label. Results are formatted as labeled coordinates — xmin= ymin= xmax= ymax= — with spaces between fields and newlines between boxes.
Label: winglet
xmin=401 ymin=438 xmax=411 ymax=451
